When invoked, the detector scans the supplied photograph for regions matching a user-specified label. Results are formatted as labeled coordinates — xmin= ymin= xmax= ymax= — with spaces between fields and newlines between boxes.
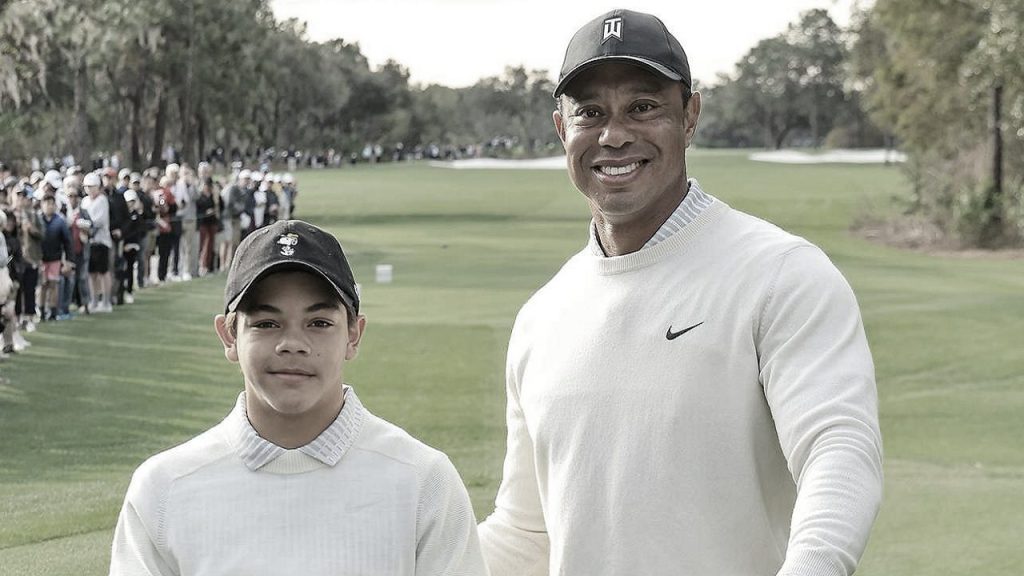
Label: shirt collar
xmin=588 ymin=178 xmax=712 ymax=256
xmin=225 ymin=385 xmax=367 ymax=471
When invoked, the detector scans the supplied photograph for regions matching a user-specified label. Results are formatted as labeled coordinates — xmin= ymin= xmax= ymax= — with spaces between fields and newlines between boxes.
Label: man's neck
xmin=592 ymin=180 xmax=690 ymax=257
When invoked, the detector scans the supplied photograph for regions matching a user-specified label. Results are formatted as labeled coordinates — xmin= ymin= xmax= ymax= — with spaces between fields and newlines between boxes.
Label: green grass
xmin=1 ymin=151 xmax=1022 ymax=574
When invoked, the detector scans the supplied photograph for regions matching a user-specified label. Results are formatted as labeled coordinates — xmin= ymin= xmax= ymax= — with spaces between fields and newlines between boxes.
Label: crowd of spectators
xmin=0 ymin=162 xmax=299 ymax=362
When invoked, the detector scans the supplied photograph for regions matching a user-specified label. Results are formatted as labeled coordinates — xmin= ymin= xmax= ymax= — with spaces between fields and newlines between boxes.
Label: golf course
xmin=1 ymin=150 xmax=1021 ymax=574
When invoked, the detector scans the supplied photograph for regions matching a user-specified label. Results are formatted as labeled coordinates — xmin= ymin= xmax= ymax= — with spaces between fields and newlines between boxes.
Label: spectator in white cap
xmin=81 ymin=171 xmax=113 ymax=312
xmin=282 ymin=172 xmax=298 ymax=217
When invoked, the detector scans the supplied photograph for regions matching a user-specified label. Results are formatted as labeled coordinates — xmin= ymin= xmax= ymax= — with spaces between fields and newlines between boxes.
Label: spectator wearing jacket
xmin=118 ymin=189 xmax=147 ymax=305
xmin=38 ymin=195 xmax=72 ymax=321
xmin=62 ymin=184 xmax=93 ymax=315
xmin=152 ymin=175 xmax=178 ymax=283
xmin=15 ymin=189 xmax=43 ymax=329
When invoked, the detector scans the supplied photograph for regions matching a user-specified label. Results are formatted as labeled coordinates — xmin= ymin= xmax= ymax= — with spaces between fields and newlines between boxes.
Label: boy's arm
xmin=476 ymin=358 xmax=549 ymax=576
xmin=415 ymin=454 xmax=489 ymax=576
xmin=109 ymin=471 xmax=178 ymax=576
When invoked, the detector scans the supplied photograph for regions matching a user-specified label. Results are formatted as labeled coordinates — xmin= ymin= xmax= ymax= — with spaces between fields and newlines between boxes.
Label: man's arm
xmin=415 ymin=454 xmax=489 ymax=576
xmin=757 ymin=246 xmax=884 ymax=576
xmin=477 ymin=356 xmax=550 ymax=576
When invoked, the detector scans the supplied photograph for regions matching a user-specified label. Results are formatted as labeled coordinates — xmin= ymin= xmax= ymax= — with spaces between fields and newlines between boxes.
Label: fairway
xmin=1 ymin=150 xmax=1022 ymax=575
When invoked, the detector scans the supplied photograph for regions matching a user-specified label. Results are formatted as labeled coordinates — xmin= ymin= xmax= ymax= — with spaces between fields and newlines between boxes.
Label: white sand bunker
xmin=429 ymin=157 xmax=566 ymax=170
xmin=749 ymin=149 xmax=906 ymax=164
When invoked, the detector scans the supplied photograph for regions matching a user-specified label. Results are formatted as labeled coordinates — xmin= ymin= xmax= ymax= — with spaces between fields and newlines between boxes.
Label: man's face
xmin=67 ymin=193 xmax=80 ymax=208
xmin=553 ymin=62 xmax=701 ymax=224
xmin=215 ymin=270 xmax=365 ymax=420
xmin=42 ymin=199 xmax=56 ymax=217
xmin=85 ymin=185 xmax=100 ymax=198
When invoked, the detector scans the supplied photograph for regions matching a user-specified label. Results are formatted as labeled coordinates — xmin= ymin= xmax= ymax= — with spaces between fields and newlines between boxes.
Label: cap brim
xmin=226 ymin=260 xmax=355 ymax=314
xmin=553 ymin=56 xmax=684 ymax=98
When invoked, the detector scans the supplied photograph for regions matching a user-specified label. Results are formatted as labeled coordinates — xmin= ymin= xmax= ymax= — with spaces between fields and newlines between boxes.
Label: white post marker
xmin=375 ymin=264 xmax=393 ymax=284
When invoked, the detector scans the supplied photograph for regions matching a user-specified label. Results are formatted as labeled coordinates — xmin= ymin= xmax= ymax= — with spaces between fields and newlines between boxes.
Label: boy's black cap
xmin=553 ymin=9 xmax=690 ymax=98
xmin=224 ymin=220 xmax=359 ymax=314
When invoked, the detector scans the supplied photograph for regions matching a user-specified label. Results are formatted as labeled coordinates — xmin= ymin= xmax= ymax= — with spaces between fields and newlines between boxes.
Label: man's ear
xmin=553 ymin=105 xmax=567 ymax=148
xmin=214 ymin=314 xmax=239 ymax=363
xmin=683 ymin=91 xmax=702 ymax=148
xmin=345 ymin=314 xmax=367 ymax=361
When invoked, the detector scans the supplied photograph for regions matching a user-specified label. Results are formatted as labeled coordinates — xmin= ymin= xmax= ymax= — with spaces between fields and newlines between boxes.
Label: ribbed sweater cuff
xmin=776 ymin=547 xmax=847 ymax=576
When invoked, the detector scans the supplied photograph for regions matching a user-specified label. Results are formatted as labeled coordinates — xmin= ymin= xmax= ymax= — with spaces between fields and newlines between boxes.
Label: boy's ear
xmin=214 ymin=314 xmax=239 ymax=363
xmin=345 ymin=314 xmax=367 ymax=361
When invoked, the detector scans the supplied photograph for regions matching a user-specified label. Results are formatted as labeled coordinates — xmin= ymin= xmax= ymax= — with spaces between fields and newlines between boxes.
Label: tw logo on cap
xmin=277 ymin=233 xmax=299 ymax=256
xmin=602 ymin=16 xmax=623 ymax=43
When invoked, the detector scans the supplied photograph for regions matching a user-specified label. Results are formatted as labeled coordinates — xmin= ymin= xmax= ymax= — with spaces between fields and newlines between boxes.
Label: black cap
xmin=554 ymin=9 xmax=690 ymax=98
xmin=224 ymin=220 xmax=359 ymax=314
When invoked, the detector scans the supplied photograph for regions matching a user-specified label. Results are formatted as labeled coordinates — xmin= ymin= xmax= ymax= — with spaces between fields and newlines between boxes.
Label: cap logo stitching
xmin=602 ymin=17 xmax=623 ymax=43
xmin=277 ymin=233 xmax=298 ymax=256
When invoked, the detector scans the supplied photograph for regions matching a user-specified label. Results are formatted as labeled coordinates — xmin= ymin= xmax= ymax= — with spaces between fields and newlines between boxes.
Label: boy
xmin=38 ymin=195 xmax=71 ymax=320
xmin=110 ymin=220 xmax=487 ymax=575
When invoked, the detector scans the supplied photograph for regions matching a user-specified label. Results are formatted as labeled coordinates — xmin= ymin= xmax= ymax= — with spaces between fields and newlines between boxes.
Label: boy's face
xmin=215 ymin=270 xmax=365 ymax=420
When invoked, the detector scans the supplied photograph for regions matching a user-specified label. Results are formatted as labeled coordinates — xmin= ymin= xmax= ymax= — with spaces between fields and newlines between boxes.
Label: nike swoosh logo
xmin=666 ymin=322 xmax=704 ymax=340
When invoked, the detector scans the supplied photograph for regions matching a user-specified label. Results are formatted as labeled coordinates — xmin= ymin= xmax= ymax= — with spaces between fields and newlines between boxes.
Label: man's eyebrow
xmin=568 ymin=80 xmax=667 ymax=104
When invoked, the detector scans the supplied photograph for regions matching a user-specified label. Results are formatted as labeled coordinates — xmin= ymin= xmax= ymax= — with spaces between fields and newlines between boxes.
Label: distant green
xmin=1 ymin=151 xmax=1021 ymax=575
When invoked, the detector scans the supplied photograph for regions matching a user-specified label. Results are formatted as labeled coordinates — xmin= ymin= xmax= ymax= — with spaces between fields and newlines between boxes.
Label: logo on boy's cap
xmin=602 ymin=16 xmax=623 ymax=43
xmin=277 ymin=232 xmax=298 ymax=256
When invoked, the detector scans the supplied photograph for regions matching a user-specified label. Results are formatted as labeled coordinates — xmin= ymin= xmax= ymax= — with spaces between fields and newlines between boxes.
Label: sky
xmin=270 ymin=0 xmax=861 ymax=88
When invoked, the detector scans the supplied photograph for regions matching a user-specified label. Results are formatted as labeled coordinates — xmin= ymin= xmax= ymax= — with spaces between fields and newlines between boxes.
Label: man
xmin=81 ymin=171 xmax=113 ymax=312
xmin=104 ymin=167 xmax=129 ymax=304
xmin=478 ymin=9 xmax=883 ymax=576
xmin=138 ymin=171 xmax=159 ymax=287
xmin=110 ymin=220 xmax=487 ymax=575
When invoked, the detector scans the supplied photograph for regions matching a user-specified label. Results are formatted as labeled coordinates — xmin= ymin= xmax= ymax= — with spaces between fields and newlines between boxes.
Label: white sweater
xmin=478 ymin=193 xmax=883 ymax=576
xmin=110 ymin=388 xmax=488 ymax=576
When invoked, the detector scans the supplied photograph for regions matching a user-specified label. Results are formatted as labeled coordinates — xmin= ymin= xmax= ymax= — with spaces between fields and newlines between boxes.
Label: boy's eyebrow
xmin=247 ymin=302 xmax=341 ymax=315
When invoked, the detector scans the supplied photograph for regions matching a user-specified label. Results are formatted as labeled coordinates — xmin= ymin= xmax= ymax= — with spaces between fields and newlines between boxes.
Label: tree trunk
xmin=810 ymin=97 xmax=819 ymax=147
xmin=69 ymin=56 xmax=91 ymax=166
xmin=197 ymin=108 xmax=206 ymax=165
xmin=272 ymin=95 xmax=281 ymax=151
xmin=149 ymin=85 xmax=167 ymax=168
xmin=130 ymin=86 xmax=143 ymax=168
xmin=981 ymin=82 xmax=1004 ymax=246
xmin=180 ymin=0 xmax=196 ymax=165
xmin=989 ymin=83 xmax=1003 ymax=206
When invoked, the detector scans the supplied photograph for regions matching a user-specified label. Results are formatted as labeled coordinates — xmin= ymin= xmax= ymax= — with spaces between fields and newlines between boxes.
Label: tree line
xmin=0 ymin=0 xmax=557 ymax=169
xmin=0 ymin=0 xmax=1020 ymax=246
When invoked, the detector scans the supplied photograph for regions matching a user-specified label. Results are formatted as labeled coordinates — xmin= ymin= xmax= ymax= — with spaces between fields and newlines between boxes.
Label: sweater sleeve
xmin=477 ymin=344 xmax=550 ymax=576
xmin=109 ymin=467 xmax=178 ymax=576
xmin=756 ymin=246 xmax=883 ymax=576
xmin=415 ymin=454 xmax=489 ymax=576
